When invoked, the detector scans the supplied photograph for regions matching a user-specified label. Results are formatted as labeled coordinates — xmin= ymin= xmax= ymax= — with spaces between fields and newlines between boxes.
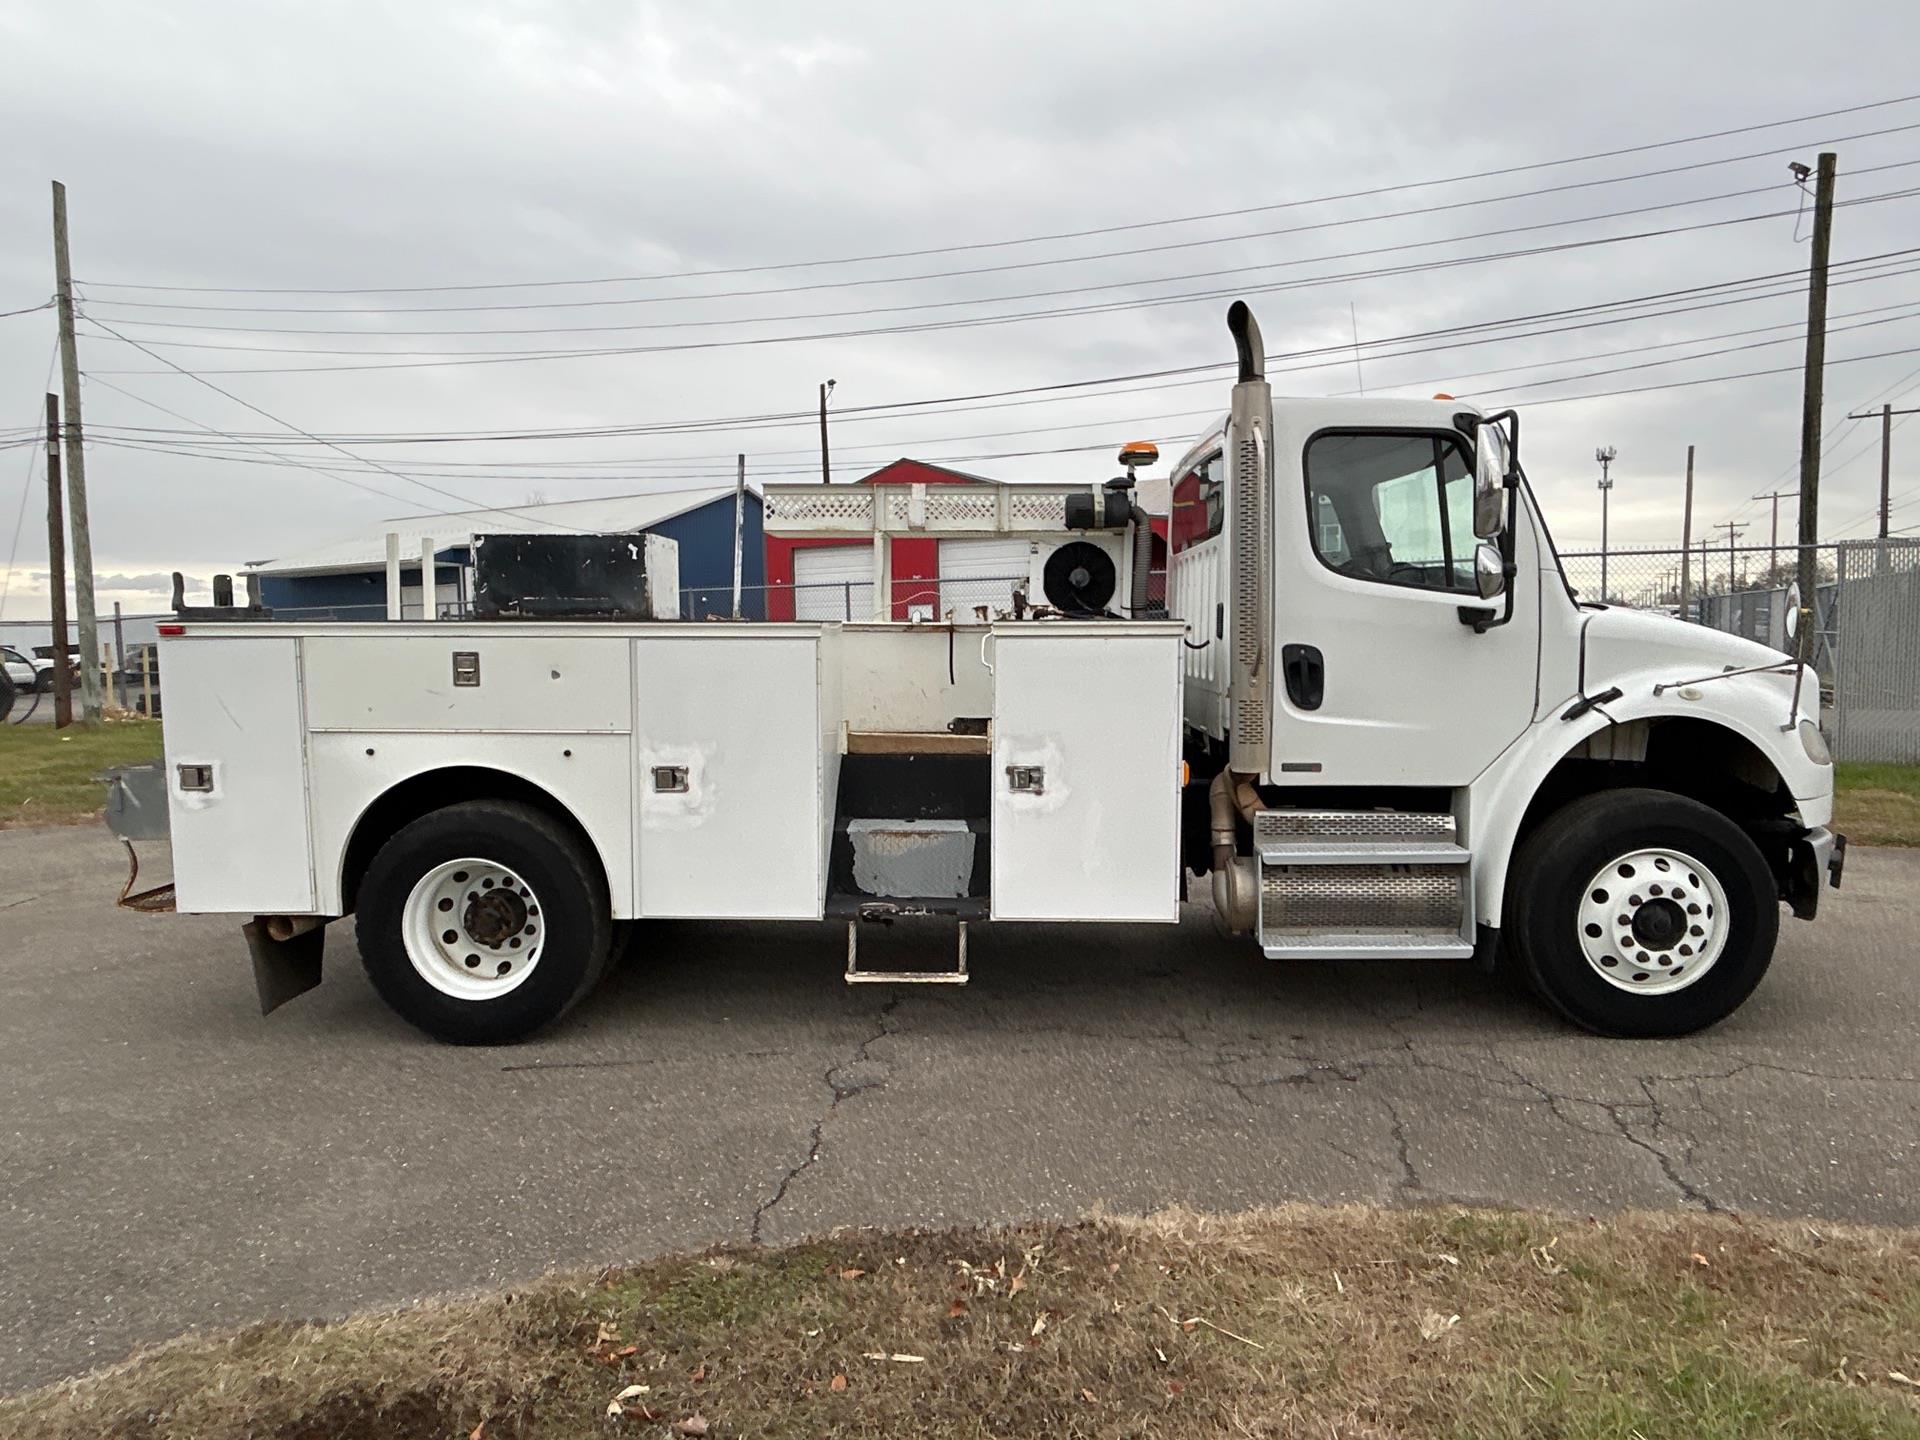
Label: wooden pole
xmin=1794 ymin=152 xmax=1836 ymax=661
xmin=818 ymin=383 xmax=832 ymax=486
xmin=1678 ymin=444 xmax=1694 ymax=620
xmin=51 ymin=181 xmax=101 ymax=723
xmin=43 ymin=393 xmax=72 ymax=727
xmin=731 ymin=452 xmax=745 ymax=618
xmin=1881 ymin=401 xmax=1894 ymax=539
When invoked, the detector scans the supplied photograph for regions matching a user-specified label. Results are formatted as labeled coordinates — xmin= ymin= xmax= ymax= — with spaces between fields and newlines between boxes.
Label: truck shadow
xmin=584 ymin=905 xmax=1556 ymax=1044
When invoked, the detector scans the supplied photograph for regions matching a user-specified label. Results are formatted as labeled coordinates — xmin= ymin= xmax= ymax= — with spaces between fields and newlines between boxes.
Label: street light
xmin=1596 ymin=446 xmax=1617 ymax=600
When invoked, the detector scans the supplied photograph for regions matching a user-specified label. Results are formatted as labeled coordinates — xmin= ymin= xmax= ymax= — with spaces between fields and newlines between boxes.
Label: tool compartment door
xmin=990 ymin=625 xmax=1181 ymax=922
xmin=162 ymin=635 xmax=314 ymax=914
xmin=633 ymin=631 xmax=825 ymax=918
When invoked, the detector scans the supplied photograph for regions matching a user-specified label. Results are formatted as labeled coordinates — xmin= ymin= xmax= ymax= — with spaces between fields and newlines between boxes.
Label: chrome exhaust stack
xmin=1224 ymin=302 xmax=1272 ymax=779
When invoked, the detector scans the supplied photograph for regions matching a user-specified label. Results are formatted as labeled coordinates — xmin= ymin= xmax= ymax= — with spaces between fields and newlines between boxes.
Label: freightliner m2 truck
xmin=107 ymin=302 xmax=1843 ymax=1043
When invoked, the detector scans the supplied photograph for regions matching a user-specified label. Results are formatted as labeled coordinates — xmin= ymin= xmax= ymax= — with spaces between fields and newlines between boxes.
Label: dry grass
xmin=6 ymin=1206 xmax=1918 ymax=1439
xmin=1835 ymin=762 xmax=1920 ymax=847
xmin=0 ymin=718 xmax=161 ymax=827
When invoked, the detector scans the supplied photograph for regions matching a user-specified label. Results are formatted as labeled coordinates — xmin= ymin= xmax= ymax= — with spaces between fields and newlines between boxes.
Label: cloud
xmin=1 ymin=0 xmax=1915 ymax=623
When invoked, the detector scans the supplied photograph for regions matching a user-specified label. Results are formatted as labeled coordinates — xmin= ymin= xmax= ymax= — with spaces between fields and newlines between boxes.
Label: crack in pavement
xmin=750 ymin=995 xmax=900 ymax=1244
xmin=1382 ymin=1096 xmax=1422 ymax=1197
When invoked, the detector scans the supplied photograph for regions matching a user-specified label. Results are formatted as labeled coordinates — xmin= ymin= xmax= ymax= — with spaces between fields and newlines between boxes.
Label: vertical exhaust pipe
xmin=1225 ymin=303 xmax=1273 ymax=777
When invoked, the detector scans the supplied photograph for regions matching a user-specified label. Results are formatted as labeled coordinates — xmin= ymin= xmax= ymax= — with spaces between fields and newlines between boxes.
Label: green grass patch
xmin=0 ymin=718 xmax=162 ymax=827
xmin=6 ymin=1206 xmax=1918 ymax=1439
xmin=1835 ymin=761 xmax=1920 ymax=846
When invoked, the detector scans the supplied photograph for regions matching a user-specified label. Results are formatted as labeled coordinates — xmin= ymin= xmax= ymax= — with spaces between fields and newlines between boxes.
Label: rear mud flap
xmin=242 ymin=919 xmax=324 ymax=1015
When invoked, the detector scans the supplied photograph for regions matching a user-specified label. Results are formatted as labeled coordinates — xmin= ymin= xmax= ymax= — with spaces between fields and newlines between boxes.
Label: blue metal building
xmin=246 ymin=486 xmax=766 ymax=620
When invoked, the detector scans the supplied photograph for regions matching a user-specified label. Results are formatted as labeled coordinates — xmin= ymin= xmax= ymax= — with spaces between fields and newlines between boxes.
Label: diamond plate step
xmin=1254 ymin=810 xmax=1468 ymax=865
xmin=1260 ymin=931 xmax=1475 ymax=961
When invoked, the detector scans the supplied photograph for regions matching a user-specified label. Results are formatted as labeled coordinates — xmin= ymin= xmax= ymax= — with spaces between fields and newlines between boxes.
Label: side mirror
xmin=1474 ymin=541 xmax=1505 ymax=600
xmin=1472 ymin=422 xmax=1510 ymax=539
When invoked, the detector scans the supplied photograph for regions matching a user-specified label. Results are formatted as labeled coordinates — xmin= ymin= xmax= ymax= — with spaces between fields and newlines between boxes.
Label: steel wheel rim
xmin=401 ymin=857 xmax=545 ymax=1000
xmin=1576 ymin=846 xmax=1729 ymax=996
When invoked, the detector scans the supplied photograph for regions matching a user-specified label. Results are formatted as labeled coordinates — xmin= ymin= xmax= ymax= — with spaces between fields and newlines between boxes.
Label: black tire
xmin=34 ymin=667 xmax=54 ymax=693
xmin=1506 ymin=788 xmax=1779 ymax=1038
xmin=357 ymin=799 xmax=611 ymax=1044
xmin=0 ymin=670 xmax=14 ymax=723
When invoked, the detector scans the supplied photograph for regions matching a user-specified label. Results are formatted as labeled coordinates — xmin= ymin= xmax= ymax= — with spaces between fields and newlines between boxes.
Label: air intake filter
xmin=1041 ymin=541 xmax=1117 ymax=615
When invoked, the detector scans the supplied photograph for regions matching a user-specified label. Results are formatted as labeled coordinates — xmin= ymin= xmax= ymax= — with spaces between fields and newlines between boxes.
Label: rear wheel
xmin=1506 ymin=788 xmax=1778 ymax=1037
xmin=34 ymin=667 xmax=54 ymax=693
xmin=357 ymin=800 xmax=610 ymax=1044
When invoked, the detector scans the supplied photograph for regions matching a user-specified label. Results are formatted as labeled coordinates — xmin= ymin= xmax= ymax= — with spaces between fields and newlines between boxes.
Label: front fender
xmin=1468 ymin=669 xmax=1831 ymax=926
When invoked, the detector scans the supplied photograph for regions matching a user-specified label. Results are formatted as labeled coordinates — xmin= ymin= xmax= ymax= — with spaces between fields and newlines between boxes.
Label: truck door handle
xmin=1281 ymin=643 xmax=1324 ymax=711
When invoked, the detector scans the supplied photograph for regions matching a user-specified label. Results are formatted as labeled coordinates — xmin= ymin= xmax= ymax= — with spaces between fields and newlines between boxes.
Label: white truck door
xmin=1264 ymin=415 xmax=1539 ymax=786
xmin=989 ymin=624 xmax=1181 ymax=922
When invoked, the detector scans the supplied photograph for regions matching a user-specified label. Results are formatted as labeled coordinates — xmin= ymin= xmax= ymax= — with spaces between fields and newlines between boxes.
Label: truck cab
xmin=1169 ymin=302 xmax=1840 ymax=1036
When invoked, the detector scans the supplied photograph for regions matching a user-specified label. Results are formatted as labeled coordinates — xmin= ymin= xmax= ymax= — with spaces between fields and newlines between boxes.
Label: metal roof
xmin=244 ymin=484 xmax=756 ymax=578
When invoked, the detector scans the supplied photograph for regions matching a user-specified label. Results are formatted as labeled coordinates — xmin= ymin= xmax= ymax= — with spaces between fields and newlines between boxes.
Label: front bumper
xmin=1785 ymin=826 xmax=1845 ymax=920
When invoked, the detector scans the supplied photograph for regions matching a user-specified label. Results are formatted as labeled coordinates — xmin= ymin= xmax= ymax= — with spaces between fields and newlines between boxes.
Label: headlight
xmin=1798 ymin=718 xmax=1832 ymax=766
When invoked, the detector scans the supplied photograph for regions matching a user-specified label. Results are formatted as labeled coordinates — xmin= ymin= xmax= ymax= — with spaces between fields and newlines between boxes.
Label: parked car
xmin=1 ymin=645 xmax=54 ymax=693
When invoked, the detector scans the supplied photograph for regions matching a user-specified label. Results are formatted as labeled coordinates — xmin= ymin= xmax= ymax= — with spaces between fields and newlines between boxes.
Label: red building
xmin=765 ymin=458 xmax=1169 ymax=621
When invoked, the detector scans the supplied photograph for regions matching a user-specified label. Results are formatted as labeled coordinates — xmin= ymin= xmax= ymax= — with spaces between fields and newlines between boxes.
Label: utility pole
xmin=1794 ymin=152 xmax=1836 ymax=661
xmin=1679 ymin=444 xmax=1695 ymax=621
xmin=1595 ymin=446 xmax=1617 ymax=600
xmin=1846 ymin=402 xmax=1917 ymax=538
xmin=1752 ymin=488 xmax=1796 ymax=585
xmin=731 ymin=452 xmax=746 ymax=619
xmin=1715 ymin=521 xmax=1747 ymax=593
xmin=818 ymin=379 xmax=836 ymax=485
xmin=51 ymin=180 xmax=100 ymax=722
xmin=43 ymin=393 xmax=72 ymax=727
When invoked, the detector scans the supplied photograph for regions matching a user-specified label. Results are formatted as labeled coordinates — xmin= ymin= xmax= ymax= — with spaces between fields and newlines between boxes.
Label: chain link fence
xmin=1558 ymin=542 xmax=1841 ymax=674
xmin=1559 ymin=540 xmax=1920 ymax=762
xmin=1833 ymin=540 xmax=1920 ymax=763
xmin=270 ymin=570 xmax=1171 ymax=624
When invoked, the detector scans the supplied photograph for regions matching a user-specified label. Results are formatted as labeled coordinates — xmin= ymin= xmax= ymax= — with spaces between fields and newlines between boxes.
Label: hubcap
xmin=1575 ymin=846 xmax=1730 ymax=996
xmin=402 ymin=858 xmax=545 ymax=1000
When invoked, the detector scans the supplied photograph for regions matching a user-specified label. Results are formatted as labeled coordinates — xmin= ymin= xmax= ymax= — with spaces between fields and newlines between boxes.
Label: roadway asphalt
xmin=2 ymin=824 xmax=1915 ymax=1391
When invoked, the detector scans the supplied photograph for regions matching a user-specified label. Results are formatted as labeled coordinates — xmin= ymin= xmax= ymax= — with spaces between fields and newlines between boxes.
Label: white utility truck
xmin=106 ymin=302 xmax=1843 ymax=1043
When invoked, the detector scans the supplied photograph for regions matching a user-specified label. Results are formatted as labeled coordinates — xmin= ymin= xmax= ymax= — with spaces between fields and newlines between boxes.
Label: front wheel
xmin=357 ymin=799 xmax=611 ymax=1044
xmin=1506 ymin=788 xmax=1779 ymax=1037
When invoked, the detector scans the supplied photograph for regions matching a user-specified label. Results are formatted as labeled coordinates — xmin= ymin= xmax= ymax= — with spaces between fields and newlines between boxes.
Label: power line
xmin=76 ymin=141 xmax=1920 ymax=320
xmin=79 ymin=319 xmax=584 ymax=530
xmin=75 ymin=91 xmax=1920 ymax=295
xmin=79 ymin=186 xmax=1920 ymax=377
xmin=78 ymin=252 xmax=1920 ymax=466
xmin=92 ymin=294 xmax=1920 ymax=483
xmin=0 ymin=341 xmax=62 ymax=621
xmin=90 ymin=168 xmax=1920 ymax=343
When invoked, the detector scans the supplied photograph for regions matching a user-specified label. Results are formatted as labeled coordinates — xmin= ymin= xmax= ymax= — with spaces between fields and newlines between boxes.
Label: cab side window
xmin=1169 ymin=452 xmax=1224 ymax=551
xmin=1305 ymin=432 xmax=1475 ymax=593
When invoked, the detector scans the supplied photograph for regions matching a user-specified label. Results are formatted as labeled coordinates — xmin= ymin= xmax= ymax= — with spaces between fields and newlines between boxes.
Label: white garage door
xmin=939 ymin=538 xmax=1032 ymax=618
xmin=793 ymin=545 xmax=875 ymax=620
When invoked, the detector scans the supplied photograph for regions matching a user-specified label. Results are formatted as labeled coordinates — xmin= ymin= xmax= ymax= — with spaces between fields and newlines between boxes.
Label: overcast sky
xmin=1 ymin=0 xmax=1915 ymax=620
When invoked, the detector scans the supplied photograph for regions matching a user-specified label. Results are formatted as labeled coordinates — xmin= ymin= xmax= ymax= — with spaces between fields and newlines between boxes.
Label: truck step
xmin=1256 ymin=860 xmax=1471 ymax=958
xmin=844 ymin=918 xmax=970 ymax=985
xmin=1260 ymin=931 xmax=1474 ymax=961
xmin=1254 ymin=810 xmax=1466 ymax=864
